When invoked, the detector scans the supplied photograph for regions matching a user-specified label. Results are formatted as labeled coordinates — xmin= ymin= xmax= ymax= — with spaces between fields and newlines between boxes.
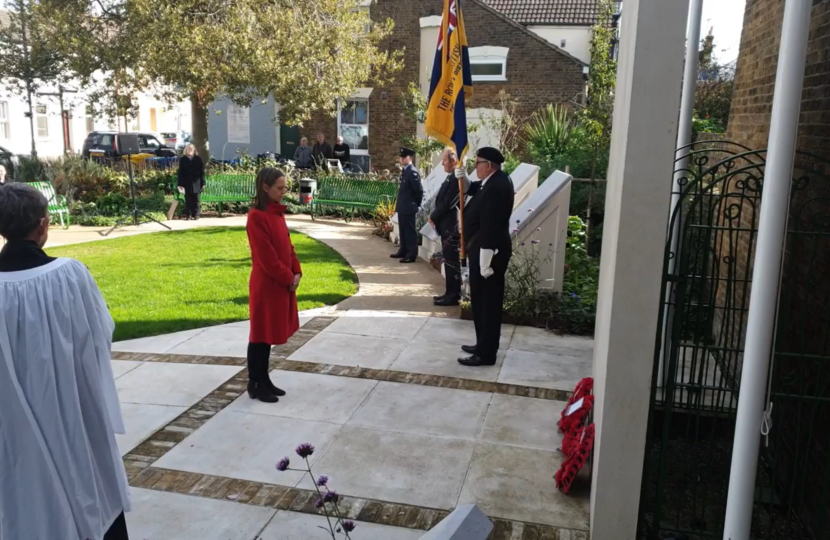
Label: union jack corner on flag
xmin=424 ymin=0 xmax=474 ymax=160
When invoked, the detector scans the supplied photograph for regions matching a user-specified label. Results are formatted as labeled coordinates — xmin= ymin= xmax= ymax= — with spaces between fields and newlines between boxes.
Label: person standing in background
xmin=293 ymin=137 xmax=314 ymax=169
xmin=454 ymin=147 xmax=514 ymax=366
xmin=429 ymin=147 xmax=468 ymax=306
xmin=333 ymin=135 xmax=351 ymax=170
xmin=312 ymin=133 xmax=333 ymax=170
xmin=0 ymin=183 xmax=131 ymax=540
xmin=390 ymin=147 xmax=423 ymax=264
xmin=177 ymin=144 xmax=205 ymax=220
xmin=246 ymin=168 xmax=302 ymax=403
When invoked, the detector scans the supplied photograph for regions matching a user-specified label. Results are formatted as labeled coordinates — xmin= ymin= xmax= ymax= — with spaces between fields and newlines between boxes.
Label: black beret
xmin=399 ymin=147 xmax=416 ymax=158
xmin=476 ymin=147 xmax=505 ymax=165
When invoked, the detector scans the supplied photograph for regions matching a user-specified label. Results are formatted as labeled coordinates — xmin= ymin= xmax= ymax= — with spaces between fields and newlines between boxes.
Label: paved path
xmin=47 ymin=215 xmax=593 ymax=539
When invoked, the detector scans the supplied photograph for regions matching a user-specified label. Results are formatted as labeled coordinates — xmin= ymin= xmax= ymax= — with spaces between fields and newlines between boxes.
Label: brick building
xmin=712 ymin=0 xmax=830 ymax=535
xmin=300 ymin=0 xmax=587 ymax=172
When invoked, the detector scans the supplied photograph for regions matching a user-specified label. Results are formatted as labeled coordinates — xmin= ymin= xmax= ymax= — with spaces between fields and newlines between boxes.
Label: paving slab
xmin=497 ymin=349 xmax=591 ymax=392
xmin=167 ymin=326 xmax=252 ymax=357
xmin=111 ymin=360 xmax=143 ymax=379
xmin=458 ymin=442 xmax=590 ymax=530
xmin=414 ymin=318 xmax=515 ymax=350
xmin=388 ymin=340 xmax=505 ymax=382
xmin=324 ymin=311 xmax=429 ymax=340
xmin=126 ymin=487 xmax=275 ymax=540
xmin=260 ymin=510 xmax=424 ymax=540
xmin=298 ymin=425 xmax=476 ymax=510
xmin=112 ymin=328 xmax=207 ymax=354
xmin=479 ymin=394 xmax=566 ymax=452
xmin=154 ymin=408 xmax=341 ymax=486
xmin=115 ymin=362 xmax=242 ymax=407
xmin=287 ymin=332 xmax=409 ymax=370
xmin=116 ymin=403 xmax=188 ymax=456
xmin=348 ymin=381 xmax=492 ymax=440
xmin=509 ymin=327 xmax=594 ymax=358
xmin=226 ymin=370 xmax=378 ymax=424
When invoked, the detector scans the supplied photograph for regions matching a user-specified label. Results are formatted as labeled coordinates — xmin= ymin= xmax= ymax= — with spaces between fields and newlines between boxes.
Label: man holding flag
xmin=424 ymin=0 xmax=514 ymax=367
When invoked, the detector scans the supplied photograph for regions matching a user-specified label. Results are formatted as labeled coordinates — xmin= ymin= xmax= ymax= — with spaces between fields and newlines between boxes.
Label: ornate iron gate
xmin=638 ymin=141 xmax=830 ymax=539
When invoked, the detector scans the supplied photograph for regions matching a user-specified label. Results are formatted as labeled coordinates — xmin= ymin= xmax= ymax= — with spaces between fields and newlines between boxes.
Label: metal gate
xmin=638 ymin=141 xmax=830 ymax=539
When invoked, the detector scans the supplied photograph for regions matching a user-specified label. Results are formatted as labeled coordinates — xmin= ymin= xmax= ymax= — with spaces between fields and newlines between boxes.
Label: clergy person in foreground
xmin=0 ymin=183 xmax=131 ymax=540
xmin=455 ymin=147 xmax=515 ymax=367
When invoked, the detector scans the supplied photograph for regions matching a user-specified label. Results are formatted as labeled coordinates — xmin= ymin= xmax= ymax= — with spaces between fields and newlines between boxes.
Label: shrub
xmin=524 ymin=104 xmax=572 ymax=168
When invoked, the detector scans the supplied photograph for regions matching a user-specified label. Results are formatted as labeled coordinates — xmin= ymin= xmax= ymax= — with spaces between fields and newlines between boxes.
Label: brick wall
xmin=302 ymin=0 xmax=585 ymax=171
xmin=718 ymin=0 xmax=830 ymax=535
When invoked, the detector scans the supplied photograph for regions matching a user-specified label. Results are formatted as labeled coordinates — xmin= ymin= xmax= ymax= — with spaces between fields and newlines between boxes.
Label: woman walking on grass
xmin=177 ymin=144 xmax=205 ymax=220
xmin=246 ymin=168 xmax=302 ymax=403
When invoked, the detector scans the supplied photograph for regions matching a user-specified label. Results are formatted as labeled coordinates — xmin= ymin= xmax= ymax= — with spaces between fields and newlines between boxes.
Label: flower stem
xmin=305 ymin=457 xmax=337 ymax=539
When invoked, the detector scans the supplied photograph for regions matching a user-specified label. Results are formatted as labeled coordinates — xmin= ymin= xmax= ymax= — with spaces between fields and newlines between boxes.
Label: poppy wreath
xmin=558 ymin=394 xmax=595 ymax=437
xmin=558 ymin=377 xmax=594 ymax=433
xmin=554 ymin=423 xmax=596 ymax=494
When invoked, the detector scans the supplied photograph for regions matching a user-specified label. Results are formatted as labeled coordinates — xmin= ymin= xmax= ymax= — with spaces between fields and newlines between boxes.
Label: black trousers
xmin=397 ymin=213 xmax=418 ymax=259
xmin=184 ymin=192 xmax=201 ymax=218
xmin=103 ymin=512 xmax=129 ymax=540
xmin=247 ymin=342 xmax=271 ymax=381
xmin=469 ymin=247 xmax=510 ymax=362
xmin=441 ymin=233 xmax=461 ymax=299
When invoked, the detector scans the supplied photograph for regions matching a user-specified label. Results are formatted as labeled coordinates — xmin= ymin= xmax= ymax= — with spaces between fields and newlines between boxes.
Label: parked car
xmin=81 ymin=131 xmax=177 ymax=159
xmin=161 ymin=131 xmax=192 ymax=153
xmin=0 ymin=145 xmax=15 ymax=179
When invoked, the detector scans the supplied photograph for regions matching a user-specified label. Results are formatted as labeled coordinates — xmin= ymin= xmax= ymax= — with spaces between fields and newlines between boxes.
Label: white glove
xmin=480 ymin=248 xmax=497 ymax=279
xmin=455 ymin=167 xmax=467 ymax=181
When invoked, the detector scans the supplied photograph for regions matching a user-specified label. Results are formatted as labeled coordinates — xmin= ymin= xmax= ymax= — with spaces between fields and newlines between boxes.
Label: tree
xmin=400 ymin=82 xmax=445 ymax=173
xmin=694 ymin=32 xmax=735 ymax=134
xmin=578 ymin=0 xmax=617 ymax=181
xmin=0 ymin=0 xmax=69 ymax=156
xmin=35 ymin=0 xmax=148 ymax=130
xmin=132 ymin=0 xmax=403 ymax=158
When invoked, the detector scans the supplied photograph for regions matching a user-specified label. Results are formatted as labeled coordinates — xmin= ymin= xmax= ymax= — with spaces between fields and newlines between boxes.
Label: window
xmin=36 ymin=105 xmax=48 ymax=138
xmin=338 ymin=98 xmax=369 ymax=154
xmin=0 ymin=102 xmax=9 ymax=139
xmin=469 ymin=46 xmax=509 ymax=82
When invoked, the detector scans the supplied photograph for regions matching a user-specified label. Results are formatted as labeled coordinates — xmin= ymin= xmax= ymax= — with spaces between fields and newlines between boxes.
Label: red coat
xmin=247 ymin=203 xmax=302 ymax=344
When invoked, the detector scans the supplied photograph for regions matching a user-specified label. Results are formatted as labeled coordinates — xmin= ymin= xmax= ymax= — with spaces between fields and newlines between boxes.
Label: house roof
xmin=480 ymin=0 xmax=602 ymax=26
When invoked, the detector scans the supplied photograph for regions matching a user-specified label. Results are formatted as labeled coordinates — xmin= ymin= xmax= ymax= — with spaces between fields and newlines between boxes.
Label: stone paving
xmin=50 ymin=215 xmax=594 ymax=539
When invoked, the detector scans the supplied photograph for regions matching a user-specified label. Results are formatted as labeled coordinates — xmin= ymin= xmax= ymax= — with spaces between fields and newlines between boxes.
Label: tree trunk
xmin=191 ymin=95 xmax=210 ymax=161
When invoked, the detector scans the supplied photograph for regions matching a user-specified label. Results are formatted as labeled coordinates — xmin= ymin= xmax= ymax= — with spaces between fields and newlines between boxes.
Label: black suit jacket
xmin=463 ymin=170 xmax=514 ymax=253
xmin=430 ymin=173 xmax=461 ymax=237
xmin=177 ymin=156 xmax=205 ymax=194
xmin=395 ymin=164 xmax=424 ymax=215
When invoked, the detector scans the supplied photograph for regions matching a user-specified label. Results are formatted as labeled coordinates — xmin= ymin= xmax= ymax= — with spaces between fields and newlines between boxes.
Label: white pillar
xmin=589 ymin=0 xmax=690 ymax=538
xmin=722 ymin=1 xmax=813 ymax=538
xmin=659 ymin=0 xmax=704 ymax=386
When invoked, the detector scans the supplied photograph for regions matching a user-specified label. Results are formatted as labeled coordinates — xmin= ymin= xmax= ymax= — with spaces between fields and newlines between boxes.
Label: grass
xmin=47 ymin=227 xmax=357 ymax=341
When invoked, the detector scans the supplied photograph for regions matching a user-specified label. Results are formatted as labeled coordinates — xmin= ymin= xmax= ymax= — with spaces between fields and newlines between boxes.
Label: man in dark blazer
xmin=391 ymin=147 xmax=424 ymax=263
xmin=429 ymin=147 xmax=469 ymax=306
xmin=456 ymin=147 xmax=514 ymax=366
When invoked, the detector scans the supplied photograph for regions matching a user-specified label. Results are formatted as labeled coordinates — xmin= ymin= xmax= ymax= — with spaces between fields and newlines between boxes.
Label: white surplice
xmin=0 ymin=258 xmax=131 ymax=540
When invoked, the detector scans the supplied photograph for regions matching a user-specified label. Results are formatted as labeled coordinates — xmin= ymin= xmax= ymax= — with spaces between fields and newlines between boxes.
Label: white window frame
xmin=35 ymin=104 xmax=49 ymax=139
xmin=337 ymin=96 xmax=370 ymax=156
xmin=469 ymin=46 xmax=509 ymax=82
xmin=0 ymin=101 xmax=9 ymax=139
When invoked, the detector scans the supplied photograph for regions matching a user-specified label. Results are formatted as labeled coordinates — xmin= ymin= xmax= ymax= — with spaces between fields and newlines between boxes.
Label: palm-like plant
xmin=524 ymin=104 xmax=573 ymax=163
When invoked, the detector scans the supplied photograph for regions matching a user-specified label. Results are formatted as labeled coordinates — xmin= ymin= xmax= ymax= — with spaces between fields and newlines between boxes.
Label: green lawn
xmin=47 ymin=227 xmax=357 ymax=341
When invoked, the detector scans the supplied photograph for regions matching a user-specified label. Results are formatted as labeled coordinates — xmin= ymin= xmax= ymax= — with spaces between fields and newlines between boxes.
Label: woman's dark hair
xmin=253 ymin=167 xmax=286 ymax=210
xmin=0 ymin=183 xmax=48 ymax=241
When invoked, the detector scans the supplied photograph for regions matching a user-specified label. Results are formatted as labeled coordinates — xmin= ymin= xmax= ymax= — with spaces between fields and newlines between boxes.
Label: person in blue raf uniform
xmin=455 ymin=147 xmax=514 ymax=366
xmin=391 ymin=147 xmax=424 ymax=263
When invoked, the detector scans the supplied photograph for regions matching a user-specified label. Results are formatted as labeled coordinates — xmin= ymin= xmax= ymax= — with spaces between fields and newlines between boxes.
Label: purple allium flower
xmin=296 ymin=443 xmax=315 ymax=458
xmin=317 ymin=475 xmax=329 ymax=487
xmin=342 ymin=520 xmax=356 ymax=532
xmin=276 ymin=457 xmax=290 ymax=471
xmin=323 ymin=491 xmax=339 ymax=504
xmin=571 ymin=292 xmax=577 ymax=298
xmin=531 ymin=240 xmax=540 ymax=244
xmin=314 ymin=496 xmax=325 ymax=509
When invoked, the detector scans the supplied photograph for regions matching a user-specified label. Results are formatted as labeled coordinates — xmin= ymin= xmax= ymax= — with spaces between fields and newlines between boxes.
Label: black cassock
xmin=463 ymin=170 xmax=514 ymax=362
xmin=430 ymin=173 xmax=462 ymax=300
xmin=394 ymin=163 xmax=424 ymax=260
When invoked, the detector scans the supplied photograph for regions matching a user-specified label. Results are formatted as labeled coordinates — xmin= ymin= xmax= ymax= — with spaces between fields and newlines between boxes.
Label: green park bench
xmin=29 ymin=181 xmax=71 ymax=229
xmin=310 ymin=176 xmax=398 ymax=222
xmin=176 ymin=174 xmax=256 ymax=215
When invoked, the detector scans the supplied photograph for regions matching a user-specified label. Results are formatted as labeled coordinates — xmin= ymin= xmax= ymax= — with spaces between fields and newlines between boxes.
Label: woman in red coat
xmin=246 ymin=168 xmax=302 ymax=403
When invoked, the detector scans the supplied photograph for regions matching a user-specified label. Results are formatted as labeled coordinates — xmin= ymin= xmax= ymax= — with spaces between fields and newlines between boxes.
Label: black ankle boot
xmin=254 ymin=356 xmax=286 ymax=397
xmin=263 ymin=377 xmax=286 ymax=397
xmin=248 ymin=380 xmax=279 ymax=403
